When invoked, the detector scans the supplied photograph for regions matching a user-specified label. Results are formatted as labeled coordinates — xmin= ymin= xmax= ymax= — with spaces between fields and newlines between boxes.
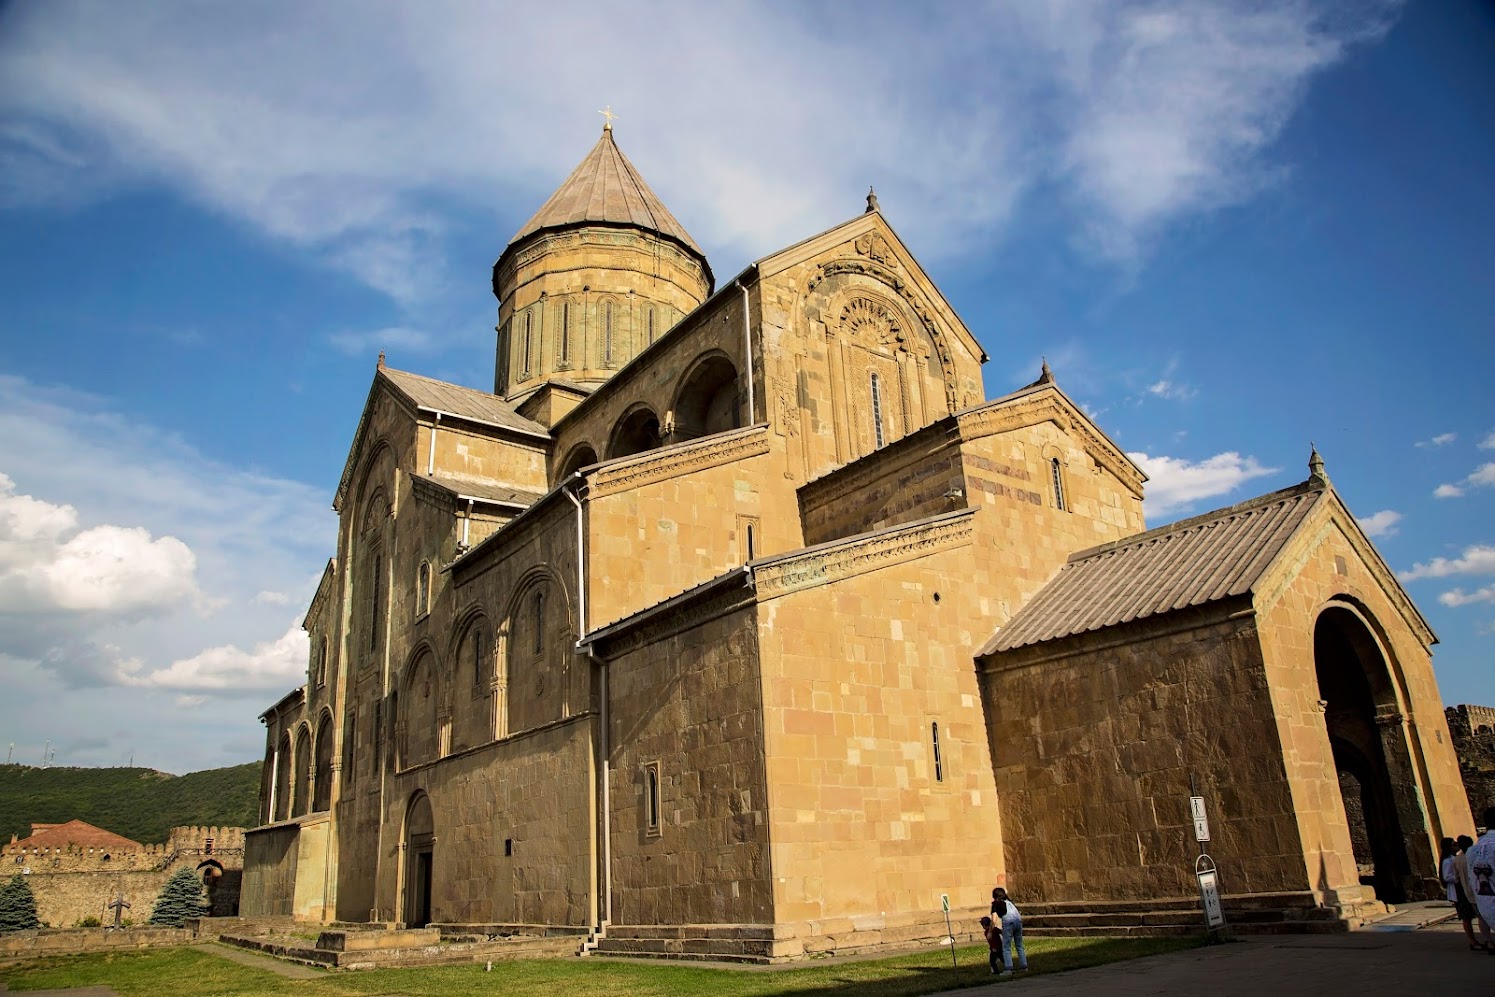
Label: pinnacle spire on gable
xmin=1308 ymin=443 xmax=1328 ymax=485
xmin=507 ymin=127 xmax=704 ymax=257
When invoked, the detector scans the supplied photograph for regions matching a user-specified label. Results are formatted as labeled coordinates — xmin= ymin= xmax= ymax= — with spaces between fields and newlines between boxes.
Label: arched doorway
xmin=1314 ymin=605 xmax=1428 ymax=903
xmin=404 ymin=792 xmax=435 ymax=927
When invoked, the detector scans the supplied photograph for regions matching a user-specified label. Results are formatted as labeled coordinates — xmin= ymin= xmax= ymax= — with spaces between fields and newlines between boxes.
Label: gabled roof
xmin=985 ymin=480 xmax=1326 ymax=654
xmin=6 ymin=819 xmax=141 ymax=853
xmin=380 ymin=366 xmax=549 ymax=438
xmin=424 ymin=472 xmax=543 ymax=510
xmin=507 ymin=127 xmax=705 ymax=258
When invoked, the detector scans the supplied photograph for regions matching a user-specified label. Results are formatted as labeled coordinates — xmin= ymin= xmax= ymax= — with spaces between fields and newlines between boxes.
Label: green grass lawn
xmin=1 ymin=935 xmax=1201 ymax=997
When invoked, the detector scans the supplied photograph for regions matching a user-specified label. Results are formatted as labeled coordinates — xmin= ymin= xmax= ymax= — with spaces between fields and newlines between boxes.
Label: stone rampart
xmin=1446 ymin=704 xmax=1495 ymax=824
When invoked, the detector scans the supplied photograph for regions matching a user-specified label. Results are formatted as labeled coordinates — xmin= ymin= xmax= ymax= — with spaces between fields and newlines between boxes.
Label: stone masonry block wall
xmin=241 ymin=825 xmax=299 ymax=917
xmin=604 ymin=603 xmax=771 ymax=927
xmin=381 ymin=719 xmax=594 ymax=926
xmin=1446 ymin=705 xmax=1495 ymax=823
xmin=981 ymin=608 xmax=1304 ymax=904
xmin=755 ymin=534 xmax=1003 ymax=941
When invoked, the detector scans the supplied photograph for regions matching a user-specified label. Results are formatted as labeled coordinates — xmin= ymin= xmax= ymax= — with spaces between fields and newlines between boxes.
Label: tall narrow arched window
xmin=645 ymin=763 xmax=661 ymax=835
xmin=533 ymin=590 xmax=546 ymax=655
xmin=647 ymin=306 xmax=655 ymax=345
xmin=472 ymin=625 xmax=486 ymax=692
xmin=604 ymin=301 xmax=614 ymax=363
xmin=931 ymin=721 xmax=944 ymax=783
xmin=416 ymin=561 xmax=431 ymax=618
xmin=870 ymin=373 xmax=886 ymax=449
xmin=369 ymin=552 xmax=384 ymax=651
xmin=560 ymin=302 xmax=571 ymax=363
xmin=1051 ymin=458 xmax=1066 ymax=512
xmin=316 ymin=635 xmax=328 ymax=687
xmin=522 ymin=311 xmax=533 ymax=375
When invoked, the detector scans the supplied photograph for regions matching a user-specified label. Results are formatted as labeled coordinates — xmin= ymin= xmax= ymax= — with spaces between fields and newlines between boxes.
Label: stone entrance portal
xmin=1314 ymin=604 xmax=1428 ymax=903
xmin=403 ymin=792 xmax=434 ymax=928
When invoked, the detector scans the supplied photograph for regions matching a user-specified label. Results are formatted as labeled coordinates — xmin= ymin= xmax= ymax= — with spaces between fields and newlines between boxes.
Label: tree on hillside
xmin=148 ymin=868 xmax=208 ymax=927
xmin=0 ymin=874 xmax=39 ymax=931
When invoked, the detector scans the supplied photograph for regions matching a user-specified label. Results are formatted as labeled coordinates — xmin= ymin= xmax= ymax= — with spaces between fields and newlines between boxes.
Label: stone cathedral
xmin=242 ymin=123 xmax=1474 ymax=960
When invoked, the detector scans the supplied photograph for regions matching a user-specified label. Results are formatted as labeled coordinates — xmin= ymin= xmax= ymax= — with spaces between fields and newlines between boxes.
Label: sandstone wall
xmin=599 ymin=597 xmax=771 ymax=927
xmin=241 ymin=824 xmax=299 ymax=918
xmin=753 ymin=511 xmax=1003 ymax=941
xmin=980 ymin=607 xmax=1303 ymax=903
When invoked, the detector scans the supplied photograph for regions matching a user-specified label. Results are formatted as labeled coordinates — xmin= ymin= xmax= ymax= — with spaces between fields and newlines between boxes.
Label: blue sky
xmin=0 ymin=0 xmax=1490 ymax=772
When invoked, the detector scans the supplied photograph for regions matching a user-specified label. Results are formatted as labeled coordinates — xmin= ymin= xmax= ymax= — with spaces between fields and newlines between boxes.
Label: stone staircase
xmin=217 ymin=923 xmax=582 ymax=970
xmin=1021 ymin=891 xmax=1382 ymax=937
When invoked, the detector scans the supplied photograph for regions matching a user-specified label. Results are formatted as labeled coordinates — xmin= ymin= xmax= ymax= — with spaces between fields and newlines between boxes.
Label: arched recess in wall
xmin=399 ymin=644 xmax=444 ymax=770
xmin=403 ymin=791 xmax=435 ymax=928
xmin=313 ymin=710 xmax=335 ymax=812
xmin=273 ymin=732 xmax=292 ymax=822
xmin=449 ymin=610 xmax=497 ymax=751
xmin=557 ymin=443 xmax=599 ymax=482
xmin=607 ymin=405 xmax=661 ymax=460
xmin=503 ymin=568 xmax=577 ymax=733
xmin=353 ymin=441 xmax=395 ymax=665
xmin=671 ymin=351 xmax=742 ymax=441
xmin=292 ymin=724 xmax=313 ymax=817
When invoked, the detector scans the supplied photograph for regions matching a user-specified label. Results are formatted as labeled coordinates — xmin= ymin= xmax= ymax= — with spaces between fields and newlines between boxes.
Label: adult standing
xmin=1449 ymin=836 xmax=1486 ymax=950
xmin=1463 ymin=807 xmax=1495 ymax=955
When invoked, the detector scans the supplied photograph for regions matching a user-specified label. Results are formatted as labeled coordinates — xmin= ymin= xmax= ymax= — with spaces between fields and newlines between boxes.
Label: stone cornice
xmin=798 ymin=417 xmax=961 ymax=506
xmin=304 ymin=558 xmax=338 ymax=632
xmin=957 ymin=386 xmax=1145 ymax=499
xmin=589 ymin=424 xmax=770 ymax=498
xmin=753 ymin=508 xmax=976 ymax=601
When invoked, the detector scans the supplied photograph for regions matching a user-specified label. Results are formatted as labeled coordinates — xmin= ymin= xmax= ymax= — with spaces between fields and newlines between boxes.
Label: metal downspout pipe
xmin=564 ymin=476 xmax=610 ymax=932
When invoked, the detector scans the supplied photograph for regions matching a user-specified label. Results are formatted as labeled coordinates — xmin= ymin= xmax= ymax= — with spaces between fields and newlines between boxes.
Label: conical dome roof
xmin=508 ymin=127 xmax=704 ymax=257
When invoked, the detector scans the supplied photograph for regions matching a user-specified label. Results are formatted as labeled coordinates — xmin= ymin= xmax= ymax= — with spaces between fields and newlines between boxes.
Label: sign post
xmin=1188 ymin=776 xmax=1227 ymax=937
xmin=941 ymin=893 xmax=957 ymax=970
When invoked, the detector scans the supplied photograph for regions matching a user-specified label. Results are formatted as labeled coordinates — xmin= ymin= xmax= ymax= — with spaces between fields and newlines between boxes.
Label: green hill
xmin=0 ymin=762 xmax=262 ymax=845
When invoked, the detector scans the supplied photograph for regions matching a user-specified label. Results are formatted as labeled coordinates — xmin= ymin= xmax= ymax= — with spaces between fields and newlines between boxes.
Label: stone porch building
xmin=241 ymin=123 xmax=1474 ymax=960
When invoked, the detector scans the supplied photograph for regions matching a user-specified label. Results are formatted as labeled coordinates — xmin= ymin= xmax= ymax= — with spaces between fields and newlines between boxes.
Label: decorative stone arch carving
xmin=558 ymin=442 xmax=600 ymax=482
xmin=312 ymin=709 xmax=335 ymax=813
xmin=292 ymin=723 xmax=313 ymax=817
xmin=502 ymin=567 xmax=579 ymax=730
xmin=449 ymin=607 xmax=502 ymax=745
xmin=669 ymin=350 xmax=742 ymax=442
xmin=607 ymin=403 xmax=662 ymax=460
xmin=398 ymin=643 xmax=447 ymax=769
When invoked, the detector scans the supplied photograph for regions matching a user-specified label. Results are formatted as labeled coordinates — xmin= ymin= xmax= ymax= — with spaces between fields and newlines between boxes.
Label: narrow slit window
xmin=523 ymin=312 xmax=533 ymax=375
xmin=645 ymin=763 xmax=661 ymax=835
xmin=746 ymin=522 xmax=756 ymax=560
xmin=647 ymin=307 xmax=655 ymax=345
xmin=931 ymin=721 xmax=944 ymax=783
xmin=416 ymin=561 xmax=430 ymax=618
xmin=373 ymin=700 xmax=384 ymax=771
xmin=316 ymin=635 xmax=328 ymax=687
xmin=472 ymin=626 xmax=486 ymax=691
xmin=604 ymin=301 xmax=614 ymax=363
xmin=1051 ymin=457 xmax=1066 ymax=511
xmin=369 ymin=553 xmax=384 ymax=651
xmin=560 ymin=302 xmax=570 ymax=362
xmin=533 ymin=591 xmax=545 ymax=655
xmin=870 ymin=373 xmax=886 ymax=448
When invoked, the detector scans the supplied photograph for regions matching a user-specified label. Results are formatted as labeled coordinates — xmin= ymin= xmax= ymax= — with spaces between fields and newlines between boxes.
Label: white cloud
xmin=1469 ymin=462 xmax=1495 ymax=488
xmin=118 ymin=620 xmax=306 ymax=692
xmin=328 ymin=325 xmax=436 ymax=358
xmin=1146 ymin=379 xmax=1197 ymax=402
xmin=1435 ymin=483 xmax=1464 ymax=499
xmin=1356 ymin=510 xmax=1401 ymax=539
xmin=1480 ymin=431 xmax=1495 ymax=450
xmin=1440 ymin=586 xmax=1495 ymax=608
xmin=0 ymin=0 xmax=1396 ymax=300
xmin=252 ymin=590 xmax=290 ymax=606
xmin=1399 ymin=545 xmax=1495 ymax=582
xmin=0 ymin=473 xmax=204 ymax=616
xmin=1415 ymin=432 xmax=1455 ymax=449
xmin=1129 ymin=450 xmax=1280 ymax=517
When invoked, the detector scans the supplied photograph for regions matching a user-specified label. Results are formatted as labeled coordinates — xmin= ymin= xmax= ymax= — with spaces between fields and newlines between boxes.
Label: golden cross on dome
xmin=598 ymin=105 xmax=619 ymax=131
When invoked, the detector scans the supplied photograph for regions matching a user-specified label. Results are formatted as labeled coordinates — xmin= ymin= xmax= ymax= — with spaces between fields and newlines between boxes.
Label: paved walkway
xmin=947 ymin=922 xmax=1493 ymax=997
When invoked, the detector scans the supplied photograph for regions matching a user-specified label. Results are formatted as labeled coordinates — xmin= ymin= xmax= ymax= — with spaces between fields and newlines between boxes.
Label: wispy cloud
xmin=1434 ymin=462 xmax=1495 ymax=499
xmin=327 ymin=325 xmax=436 ymax=358
xmin=1129 ymin=450 xmax=1280 ymax=517
xmin=1400 ymin=545 xmax=1495 ymax=582
xmin=1440 ymin=586 xmax=1495 ymax=608
xmin=1356 ymin=509 xmax=1401 ymax=539
xmin=0 ymin=0 xmax=1398 ymax=302
xmin=1415 ymin=432 xmax=1455 ymax=449
xmin=1480 ymin=431 xmax=1495 ymax=450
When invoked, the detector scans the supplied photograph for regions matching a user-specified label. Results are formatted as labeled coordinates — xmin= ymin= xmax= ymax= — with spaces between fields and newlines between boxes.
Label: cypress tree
xmin=147 ymin=868 xmax=208 ymax=927
xmin=0 ymin=873 xmax=40 ymax=931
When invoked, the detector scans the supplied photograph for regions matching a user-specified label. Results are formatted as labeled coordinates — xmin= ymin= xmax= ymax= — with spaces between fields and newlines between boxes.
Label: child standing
xmin=979 ymin=916 xmax=1002 ymax=974
xmin=992 ymin=887 xmax=1028 ymax=975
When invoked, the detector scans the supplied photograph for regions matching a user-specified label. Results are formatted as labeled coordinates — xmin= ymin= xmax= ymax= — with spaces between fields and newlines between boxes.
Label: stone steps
xmin=217 ymin=930 xmax=576 ymax=970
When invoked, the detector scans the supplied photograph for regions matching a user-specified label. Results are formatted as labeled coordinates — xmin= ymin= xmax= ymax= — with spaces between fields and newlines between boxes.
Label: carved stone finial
xmin=1308 ymin=443 xmax=1328 ymax=484
xmin=866 ymin=186 xmax=879 ymax=213
xmin=377 ymin=351 xmax=386 ymax=369
xmin=1039 ymin=357 xmax=1053 ymax=384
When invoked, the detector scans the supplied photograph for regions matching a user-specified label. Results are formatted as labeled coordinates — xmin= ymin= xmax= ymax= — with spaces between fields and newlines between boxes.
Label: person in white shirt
xmin=1444 ymin=836 xmax=1483 ymax=950
xmin=1464 ymin=808 xmax=1495 ymax=956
